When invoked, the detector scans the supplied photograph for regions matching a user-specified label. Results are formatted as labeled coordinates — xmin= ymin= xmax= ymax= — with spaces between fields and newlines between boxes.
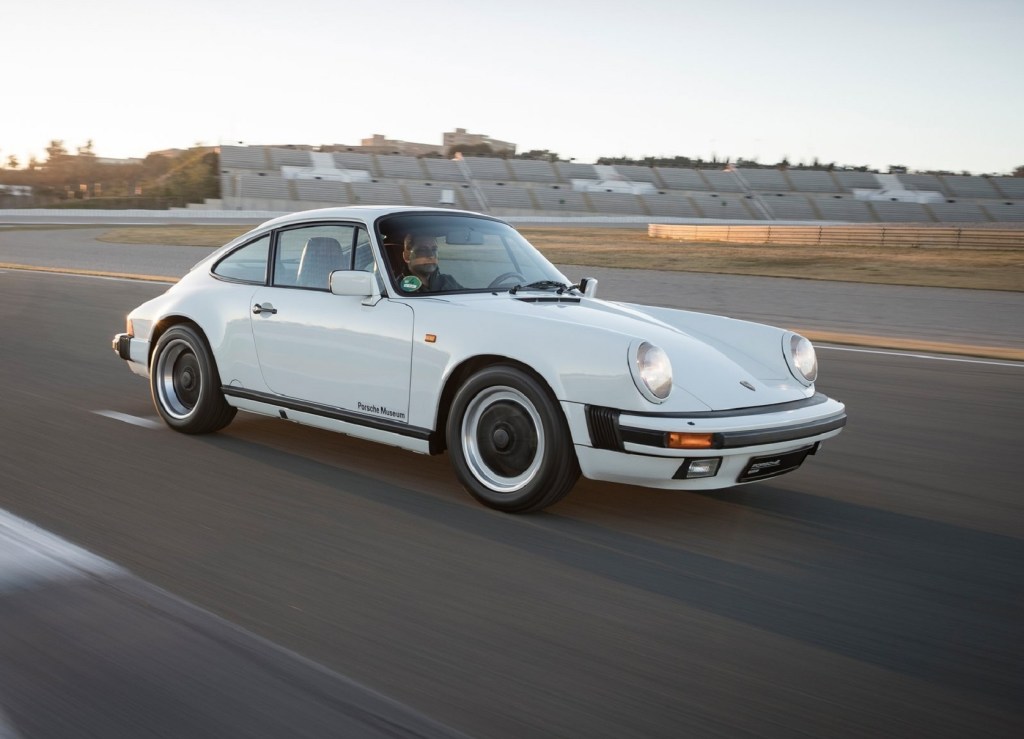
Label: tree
xmin=449 ymin=142 xmax=497 ymax=158
xmin=516 ymin=149 xmax=561 ymax=162
xmin=1013 ymin=165 xmax=1024 ymax=178
xmin=45 ymin=140 xmax=69 ymax=162
xmin=159 ymin=148 xmax=219 ymax=205
xmin=6 ymin=155 xmax=19 ymax=170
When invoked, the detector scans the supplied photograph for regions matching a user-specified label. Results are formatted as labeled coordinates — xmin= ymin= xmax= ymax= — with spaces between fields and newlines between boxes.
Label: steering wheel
xmin=488 ymin=271 xmax=527 ymax=289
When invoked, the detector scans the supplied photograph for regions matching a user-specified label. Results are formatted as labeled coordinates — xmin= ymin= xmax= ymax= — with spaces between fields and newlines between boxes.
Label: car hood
xmin=430 ymin=293 xmax=811 ymax=410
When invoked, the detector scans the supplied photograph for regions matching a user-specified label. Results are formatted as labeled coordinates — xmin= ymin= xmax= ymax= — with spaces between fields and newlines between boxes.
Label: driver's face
xmin=405 ymin=238 xmax=438 ymax=277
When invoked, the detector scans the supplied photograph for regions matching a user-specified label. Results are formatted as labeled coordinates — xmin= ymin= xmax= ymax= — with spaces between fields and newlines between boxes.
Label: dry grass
xmin=98 ymin=225 xmax=249 ymax=247
xmin=96 ymin=225 xmax=1024 ymax=291
xmin=521 ymin=227 xmax=1024 ymax=291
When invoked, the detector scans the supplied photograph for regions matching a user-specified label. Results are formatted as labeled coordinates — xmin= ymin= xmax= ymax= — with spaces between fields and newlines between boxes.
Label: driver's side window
xmin=273 ymin=224 xmax=357 ymax=290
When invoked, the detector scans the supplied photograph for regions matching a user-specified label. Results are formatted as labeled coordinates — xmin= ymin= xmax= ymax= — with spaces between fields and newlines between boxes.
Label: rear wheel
xmin=150 ymin=324 xmax=236 ymax=434
xmin=447 ymin=365 xmax=579 ymax=513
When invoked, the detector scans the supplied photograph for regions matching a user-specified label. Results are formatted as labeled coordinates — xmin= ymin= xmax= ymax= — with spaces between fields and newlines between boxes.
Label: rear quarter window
xmin=212 ymin=235 xmax=270 ymax=283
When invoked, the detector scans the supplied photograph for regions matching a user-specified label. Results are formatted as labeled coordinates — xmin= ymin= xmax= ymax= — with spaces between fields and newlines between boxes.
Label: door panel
xmin=250 ymin=289 xmax=414 ymax=423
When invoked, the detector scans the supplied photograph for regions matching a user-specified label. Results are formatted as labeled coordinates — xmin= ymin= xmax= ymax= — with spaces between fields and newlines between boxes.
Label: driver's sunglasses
xmin=410 ymin=244 xmax=438 ymax=256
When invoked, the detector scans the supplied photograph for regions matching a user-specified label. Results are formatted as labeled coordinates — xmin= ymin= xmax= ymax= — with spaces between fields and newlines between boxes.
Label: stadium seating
xmin=639 ymin=193 xmax=701 ymax=218
xmin=611 ymin=165 xmax=663 ymax=186
xmin=270 ymin=148 xmax=315 ymax=167
xmin=584 ymin=192 xmax=649 ymax=216
xmin=698 ymin=170 xmax=745 ymax=193
xmin=689 ymin=193 xmax=759 ymax=219
xmin=981 ymin=202 xmax=1024 ymax=221
xmin=422 ymin=158 xmax=465 ymax=181
xmin=737 ymin=168 xmax=791 ymax=191
xmin=928 ymin=201 xmax=991 ymax=223
xmin=833 ymin=170 xmax=880 ymax=192
xmin=377 ymin=155 xmax=427 ymax=179
xmin=761 ymin=194 xmax=818 ymax=220
xmin=405 ymin=183 xmax=473 ymax=208
xmin=991 ymin=177 xmax=1024 ymax=198
xmin=507 ymin=159 xmax=559 ymax=183
xmin=464 ymin=157 xmax=514 ymax=181
xmin=214 ymin=144 xmax=1023 ymax=225
xmin=331 ymin=152 xmax=378 ymax=176
xmin=293 ymin=179 xmax=350 ymax=205
xmin=785 ymin=170 xmax=838 ymax=193
xmin=220 ymin=145 xmax=270 ymax=170
xmin=869 ymin=201 xmax=935 ymax=222
xmin=654 ymin=167 xmax=710 ymax=191
xmin=237 ymin=174 xmax=290 ymax=199
xmin=943 ymin=175 xmax=1001 ymax=198
xmin=811 ymin=196 xmax=875 ymax=223
xmin=350 ymin=182 xmax=407 ymax=206
xmin=531 ymin=187 xmax=591 ymax=213
xmin=898 ymin=173 xmax=948 ymax=195
xmin=478 ymin=184 xmax=535 ymax=210
xmin=553 ymin=161 xmax=599 ymax=182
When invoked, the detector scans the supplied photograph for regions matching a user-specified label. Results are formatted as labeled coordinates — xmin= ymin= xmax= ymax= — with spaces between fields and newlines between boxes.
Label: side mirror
xmin=578 ymin=277 xmax=598 ymax=297
xmin=330 ymin=270 xmax=381 ymax=305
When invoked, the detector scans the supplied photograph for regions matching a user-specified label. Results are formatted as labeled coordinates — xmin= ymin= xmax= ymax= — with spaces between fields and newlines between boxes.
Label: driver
xmin=398 ymin=234 xmax=463 ymax=292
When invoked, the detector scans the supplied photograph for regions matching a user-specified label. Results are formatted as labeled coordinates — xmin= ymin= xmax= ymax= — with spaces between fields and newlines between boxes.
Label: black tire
xmin=446 ymin=365 xmax=580 ymax=513
xmin=150 ymin=324 xmax=236 ymax=434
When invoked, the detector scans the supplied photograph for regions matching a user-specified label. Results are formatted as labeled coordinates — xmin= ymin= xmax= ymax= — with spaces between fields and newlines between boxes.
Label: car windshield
xmin=377 ymin=213 xmax=569 ymax=295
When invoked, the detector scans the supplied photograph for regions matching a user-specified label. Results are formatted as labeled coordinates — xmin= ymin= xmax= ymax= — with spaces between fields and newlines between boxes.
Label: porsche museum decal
xmin=357 ymin=401 xmax=407 ymax=421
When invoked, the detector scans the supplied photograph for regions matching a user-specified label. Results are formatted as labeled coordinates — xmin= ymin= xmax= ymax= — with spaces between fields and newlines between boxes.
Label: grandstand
xmin=216 ymin=145 xmax=1024 ymax=224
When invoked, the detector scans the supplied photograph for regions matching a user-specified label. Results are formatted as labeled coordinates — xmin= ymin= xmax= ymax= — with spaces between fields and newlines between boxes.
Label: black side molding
xmin=222 ymin=387 xmax=434 ymax=443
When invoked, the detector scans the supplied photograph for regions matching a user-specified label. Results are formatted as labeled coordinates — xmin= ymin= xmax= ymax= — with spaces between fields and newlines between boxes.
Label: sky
xmin=4 ymin=0 xmax=1023 ymax=174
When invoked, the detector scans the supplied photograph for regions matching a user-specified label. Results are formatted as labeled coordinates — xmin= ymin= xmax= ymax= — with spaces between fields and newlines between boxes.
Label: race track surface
xmin=0 ymin=268 xmax=1022 ymax=738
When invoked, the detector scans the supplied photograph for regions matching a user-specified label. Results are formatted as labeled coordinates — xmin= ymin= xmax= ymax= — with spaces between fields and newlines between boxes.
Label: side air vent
xmin=585 ymin=406 xmax=622 ymax=450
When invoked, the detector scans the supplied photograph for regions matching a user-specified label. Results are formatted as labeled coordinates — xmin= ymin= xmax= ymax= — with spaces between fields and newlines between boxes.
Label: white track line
xmin=93 ymin=411 xmax=164 ymax=429
xmin=0 ymin=706 xmax=24 ymax=739
xmin=818 ymin=345 xmax=1023 ymax=368
xmin=0 ymin=509 xmax=125 ymax=592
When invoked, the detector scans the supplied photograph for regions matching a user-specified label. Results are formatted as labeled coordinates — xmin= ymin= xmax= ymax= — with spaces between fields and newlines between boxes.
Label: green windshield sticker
xmin=400 ymin=275 xmax=422 ymax=292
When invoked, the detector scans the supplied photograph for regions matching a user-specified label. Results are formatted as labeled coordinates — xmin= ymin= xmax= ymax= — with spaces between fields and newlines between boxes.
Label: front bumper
xmin=112 ymin=333 xmax=132 ymax=360
xmin=567 ymin=393 xmax=847 ymax=490
xmin=112 ymin=333 xmax=151 ymax=378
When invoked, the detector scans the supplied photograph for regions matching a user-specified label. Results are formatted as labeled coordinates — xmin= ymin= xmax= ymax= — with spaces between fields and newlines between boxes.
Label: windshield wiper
xmin=509 ymin=280 xmax=573 ymax=295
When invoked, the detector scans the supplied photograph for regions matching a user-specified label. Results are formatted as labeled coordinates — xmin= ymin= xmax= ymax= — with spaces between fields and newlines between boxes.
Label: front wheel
xmin=150 ymin=324 xmax=236 ymax=434
xmin=447 ymin=366 xmax=579 ymax=513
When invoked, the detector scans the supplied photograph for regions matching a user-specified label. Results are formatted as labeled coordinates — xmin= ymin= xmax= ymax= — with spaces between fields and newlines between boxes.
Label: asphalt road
xmin=0 ymin=270 xmax=1021 ymax=738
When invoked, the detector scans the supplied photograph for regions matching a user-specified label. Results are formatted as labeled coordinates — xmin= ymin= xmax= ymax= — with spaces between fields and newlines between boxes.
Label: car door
xmin=249 ymin=222 xmax=415 ymax=423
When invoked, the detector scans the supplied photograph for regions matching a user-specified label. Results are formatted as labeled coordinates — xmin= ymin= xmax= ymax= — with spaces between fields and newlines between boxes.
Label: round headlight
xmin=632 ymin=341 xmax=672 ymax=402
xmin=785 ymin=333 xmax=818 ymax=384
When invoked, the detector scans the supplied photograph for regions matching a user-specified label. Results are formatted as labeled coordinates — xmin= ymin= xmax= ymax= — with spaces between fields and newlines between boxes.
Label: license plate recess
xmin=737 ymin=445 xmax=815 ymax=483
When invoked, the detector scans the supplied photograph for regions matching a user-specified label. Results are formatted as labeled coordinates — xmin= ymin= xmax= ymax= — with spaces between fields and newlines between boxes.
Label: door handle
xmin=252 ymin=303 xmax=278 ymax=315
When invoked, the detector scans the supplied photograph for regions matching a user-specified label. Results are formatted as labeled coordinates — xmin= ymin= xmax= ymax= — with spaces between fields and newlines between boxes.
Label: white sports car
xmin=112 ymin=206 xmax=846 ymax=512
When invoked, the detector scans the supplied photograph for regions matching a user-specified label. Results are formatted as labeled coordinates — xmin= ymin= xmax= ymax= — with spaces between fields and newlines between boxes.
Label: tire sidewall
xmin=150 ymin=324 xmax=233 ymax=434
xmin=447 ymin=365 xmax=577 ymax=512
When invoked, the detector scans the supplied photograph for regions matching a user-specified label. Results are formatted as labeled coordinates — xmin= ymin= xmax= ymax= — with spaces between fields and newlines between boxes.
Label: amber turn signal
xmin=666 ymin=432 xmax=715 ymax=449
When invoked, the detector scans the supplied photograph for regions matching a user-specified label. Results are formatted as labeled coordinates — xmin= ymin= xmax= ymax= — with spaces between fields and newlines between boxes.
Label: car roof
xmin=258 ymin=205 xmax=490 ymax=230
